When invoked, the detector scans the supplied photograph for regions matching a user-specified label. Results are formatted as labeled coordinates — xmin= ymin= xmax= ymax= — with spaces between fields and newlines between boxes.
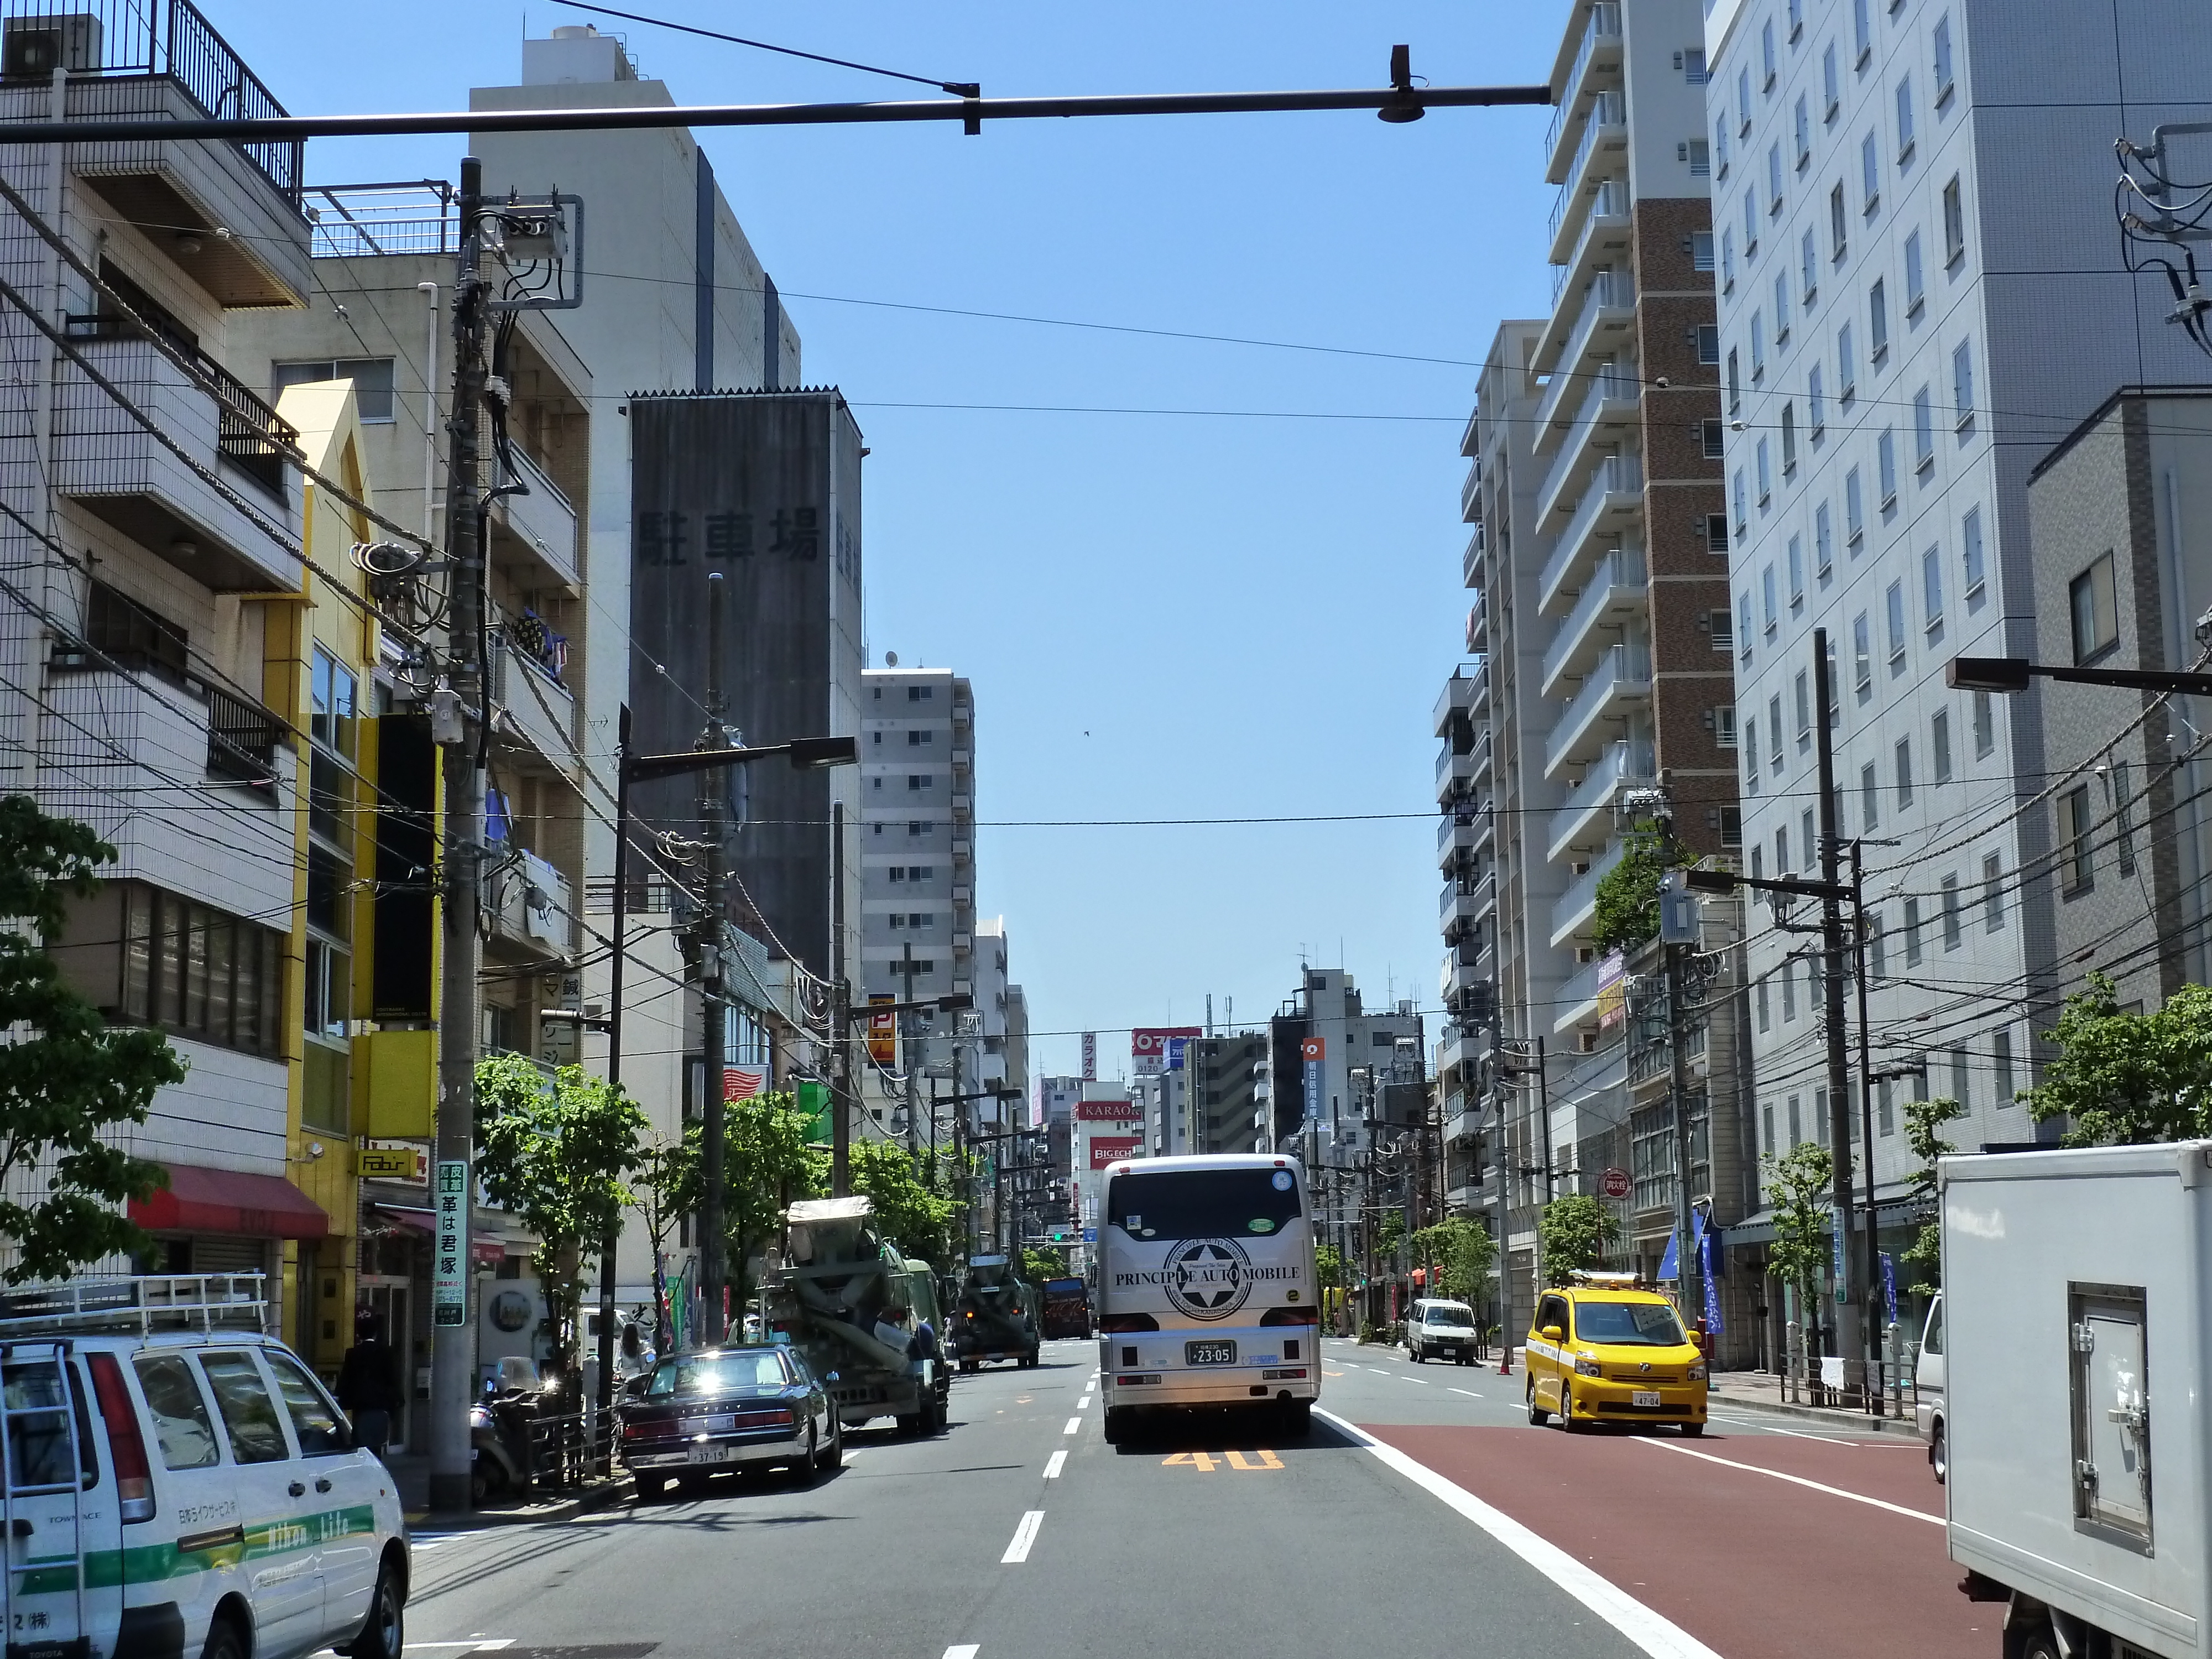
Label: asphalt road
xmin=398 ymin=1338 xmax=1753 ymax=1659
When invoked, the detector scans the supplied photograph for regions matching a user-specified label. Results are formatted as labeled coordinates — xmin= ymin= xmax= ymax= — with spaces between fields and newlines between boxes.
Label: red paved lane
xmin=1364 ymin=1421 xmax=1991 ymax=1659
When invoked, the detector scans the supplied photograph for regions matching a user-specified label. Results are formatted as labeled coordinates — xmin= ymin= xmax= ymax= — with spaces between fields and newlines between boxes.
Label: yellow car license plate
xmin=1632 ymin=1390 xmax=1662 ymax=1408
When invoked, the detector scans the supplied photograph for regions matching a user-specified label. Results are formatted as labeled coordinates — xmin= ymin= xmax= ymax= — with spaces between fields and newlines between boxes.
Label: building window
xmin=1745 ymin=186 xmax=1761 ymax=257
xmin=1801 ymin=228 xmax=1819 ymax=308
xmin=1932 ymin=707 xmax=1953 ymax=783
xmin=1723 ymin=228 xmax=1737 ymax=291
xmin=1757 ymin=977 xmax=1771 ymax=1032
xmin=1684 ymin=46 xmax=1709 ymax=83
xmin=1879 ymin=428 xmax=1898 ymax=509
xmin=1953 ymin=340 xmax=1976 ymax=432
xmin=1703 ymin=418 xmax=1726 ymax=459
xmin=1861 ymin=131 xmax=1881 ymax=215
xmin=1715 ymin=704 xmax=1739 ymax=745
xmin=1904 ymin=896 xmax=1923 ymax=965
xmin=1995 ymin=1029 xmax=2015 ymax=1102
xmin=907 ymin=684 xmax=933 ymax=700
xmin=1795 ymin=94 xmax=1811 ymax=168
xmin=1894 ymin=737 xmax=1916 ymax=811
xmin=1815 ymin=500 xmax=1834 ymax=575
xmin=1787 ymin=1092 xmax=1802 ymax=1145
xmin=57 ymin=881 xmax=286 ymax=1060
xmin=1738 ymin=592 xmax=1755 ymax=661
xmin=1870 ymin=278 xmax=1890 ymax=360
xmin=1906 ymin=231 xmax=1926 ymax=319
xmin=1762 ymin=17 xmax=1778 ymax=88
xmin=1879 ymin=1079 xmax=1896 ymax=1136
xmin=1941 ymin=874 xmax=1963 ymax=950
xmin=1752 ymin=311 xmax=1767 ymax=379
xmin=1768 ymin=144 xmax=1785 ymax=215
xmin=1983 ymin=851 xmax=2004 ymax=931
xmin=1762 ymin=1102 xmax=1776 ymax=1157
xmin=1762 ymin=565 xmax=1779 ymax=635
xmin=1709 ymin=514 xmax=1733 ymax=554
xmin=1861 ymin=761 xmax=1879 ymax=829
xmin=1886 ymin=580 xmax=1907 ymax=667
xmin=1698 ymin=324 xmax=1721 ymax=364
xmin=1853 ymin=0 xmax=1872 ymax=66
xmin=1837 ymin=321 xmax=1856 ymax=403
xmin=1788 ymin=534 xmax=1806 ymax=609
xmin=1728 ymin=347 xmax=1741 ymax=415
xmin=1720 ymin=806 xmax=1743 ymax=848
xmin=1973 ymin=688 xmax=1995 ymax=758
xmin=1896 ymin=74 xmax=1916 ymax=164
xmin=1689 ymin=139 xmax=1712 ymax=177
xmin=2060 ymin=785 xmax=2095 ymax=894
xmin=1783 ymin=404 xmax=1798 ymax=474
xmin=1824 ymin=42 xmax=1841 ymax=119
xmin=1782 ymin=957 xmax=1797 ymax=1022
xmin=1794 ymin=670 xmax=1813 ymax=749
xmin=1869 ymin=911 xmax=1886 ymax=979
xmin=2070 ymin=552 xmax=2119 ymax=664
xmin=1853 ymin=612 xmax=1872 ymax=690
xmin=273 ymin=357 xmax=395 ymax=422
xmin=1739 ymin=65 xmax=1754 ymax=135
xmin=1770 ymin=695 xmax=1786 ymax=774
xmin=1776 ymin=270 xmax=1792 ymax=340
xmin=1736 ymin=471 xmax=1750 ymax=540
xmin=1912 ymin=386 xmax=1936 ymax=475
xmin=2115 ymin=760 xmax=2137 ymax=877
xmin=1923 ymin=544 xmax=1944 ymax=634
xmin=1757 ymin=436 xmax=1772 ymax=505
xmin=907 ymin=728 xmax=932 ymax=745
xmin=1845 ymin=466 xmax=1865 ymax=549
xmin=1692 ymin=231 xmax=1716 ymax=272
xmin=1830 ymin=182 xmax=1848 ymax=261
xmin=1962 ymin=504 xmax=1986 ymax=603
xmin=1716 ymin=113 xmax=1731 ymax=180
xmin=1744 ymin=713 xmax=1761 ymax=784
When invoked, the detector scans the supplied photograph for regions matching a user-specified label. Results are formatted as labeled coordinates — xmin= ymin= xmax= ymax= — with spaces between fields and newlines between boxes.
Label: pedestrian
xmin=615 ymin=1322 xmax=654 ymax=1386
xmin=336 ymin=1312 xmax=401 ymax=1460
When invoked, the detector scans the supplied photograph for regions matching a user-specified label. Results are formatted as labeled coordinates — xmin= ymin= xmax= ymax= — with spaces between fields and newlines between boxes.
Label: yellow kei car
xmin=1524 ymin=1272 xmax=1709 ymax=1434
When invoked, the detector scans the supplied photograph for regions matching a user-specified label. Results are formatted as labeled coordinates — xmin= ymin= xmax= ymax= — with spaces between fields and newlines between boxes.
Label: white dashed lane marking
xmin=1044 ymin=1449 xmax=1067 ymax=1478
xmin=1063 ymin=1416 xmax=1082 ymax=1434
xmin=1001 ymin=1510 xmax=1046 ymax=1563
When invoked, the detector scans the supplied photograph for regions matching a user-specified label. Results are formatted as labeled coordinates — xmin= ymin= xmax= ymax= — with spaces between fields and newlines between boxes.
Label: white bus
xmin=1096 ymin=1152 xmax=1321 ymax=1440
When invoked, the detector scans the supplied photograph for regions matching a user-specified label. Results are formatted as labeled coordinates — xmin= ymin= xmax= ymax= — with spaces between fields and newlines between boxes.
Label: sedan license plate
xmin=685 ymin=1443 xmax=733 ymax=1464
xmin=1186 ymin=1340 xmax=1237 ymax=1366
xmin=1632 ymin=1390 xmax=1662 ymax=1408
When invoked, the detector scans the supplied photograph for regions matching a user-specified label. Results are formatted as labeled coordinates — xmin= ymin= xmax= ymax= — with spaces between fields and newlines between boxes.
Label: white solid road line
xmin=1044 ymin=1449 xmax=1068 ymax=1479
xmin=1318 ymin=1410 xmax=1722 ymax=1659
xmin=1641 ymin=1439 xmax=1943 ymax=1525
xmin=1706 ymin=1413 xmax=1864 ymax=1445
xmin=945 ymin=1647 xmax=981 ymax=1659
xmin=1063 ymin=1416 xmax=1083 ymax=1434
xmin=1001 ymin=1510 xmax=1046 ymax=1563
xmin=1449 ymin=1386 xmax=1485 ymax=1399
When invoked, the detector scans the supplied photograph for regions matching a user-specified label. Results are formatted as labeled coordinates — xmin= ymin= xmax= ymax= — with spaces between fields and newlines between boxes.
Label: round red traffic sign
xmin=1598 ymin=1167 xmax=1632 ymax=1200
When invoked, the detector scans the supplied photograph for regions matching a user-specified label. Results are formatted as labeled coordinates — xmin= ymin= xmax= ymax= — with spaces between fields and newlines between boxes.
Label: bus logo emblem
xmin=1165 ymin=1238 xmax=1253 ymax=1322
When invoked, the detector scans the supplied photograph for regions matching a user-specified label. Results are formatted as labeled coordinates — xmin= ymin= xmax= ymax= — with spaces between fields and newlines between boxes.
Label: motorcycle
xmin=470 ymin=1390 xmax=535 ymax=1502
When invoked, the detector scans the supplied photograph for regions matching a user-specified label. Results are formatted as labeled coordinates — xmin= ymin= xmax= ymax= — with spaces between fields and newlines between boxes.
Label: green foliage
xmin=846 ymin=1136 xmax=958 ymax=1270
xmin=1590 ymin=819 xmax=1690 ymax=956
xmin=1538 ymin=1194 xmax=1619 ymax=1284
xmin=0 ymin=797 xmax=178 ymax=1282
xmin=627 ymin=1131 xmax=700 ymax=1347
xmin=1900 ymin=1095 xmax=1966 ymax=1296
xmin=716 ymin=1092 xmax=825 ymax=1303
xmin=1021 ymin=1245 xmax=1067 ymax=1284
xmin=1410 ymin=1218 xmax=1496 ymax=1303
xmin=1374 ymin=1208 xmax=1407 ymax=1262
xmin=1765 ymin=1140 xmax=1834 ymax=1320
xmin=1314 ymin=1243 xmax=1347 ymax=1288
xmin=474 ymin=1056 xmax=646 ymax=1353
xmin=2021 ymin=972 xmax=2212 ymax=1145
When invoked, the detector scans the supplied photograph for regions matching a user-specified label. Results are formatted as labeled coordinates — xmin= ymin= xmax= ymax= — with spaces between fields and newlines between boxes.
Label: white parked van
xmin=1914 ymin=1291 xmax=1945 ymax=1483
xmin=1095 ymin=1154 xmax=1319 ymax=1441
xmin=0 ymin=1275 xmax=409 ymax=1659
xmin=1405 ymin=1299 xmax=1478 ymax=1365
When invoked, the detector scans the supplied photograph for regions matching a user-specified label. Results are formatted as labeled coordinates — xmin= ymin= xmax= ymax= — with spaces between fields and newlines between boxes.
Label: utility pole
xmin=594 ymin=703 xmax=634 ymax=1430
xmin=830 ymin=799 xmax=852 ymax=1197
xmin=428 ymin=155 xmax=488 ymax=1515
xmin=900 ymin=942 xmax=921 ymax=1156
xmin=696 ymin=572 xmax=730 ymax=1346
xmin=1812 ymin=627 xmax=1863 ymax=1397
xmin=1851 ymin=840 xmax=1883 ymax=1413
xmin=1629 ymin=782 xmax=1702 ymax=1329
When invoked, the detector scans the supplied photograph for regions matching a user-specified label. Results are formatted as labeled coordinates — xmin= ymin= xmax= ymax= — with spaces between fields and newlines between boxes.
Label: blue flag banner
xmin=1880 ymin=1251 xmax=1898 ymax=1326
xmin=1698 ymin=1218 xmax=1723 ymax=1335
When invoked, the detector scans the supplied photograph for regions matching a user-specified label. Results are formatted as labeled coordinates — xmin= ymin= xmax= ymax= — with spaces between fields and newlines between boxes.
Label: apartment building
xmin=1439 ymin=0 xmax=1735 ymax=1335
xmin=1704 ymin=0 xmax=2212 ymax=1324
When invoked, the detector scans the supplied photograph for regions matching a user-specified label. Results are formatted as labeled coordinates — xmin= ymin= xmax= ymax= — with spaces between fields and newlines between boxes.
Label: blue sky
xmin=226 ymin=2 xmax=1564 ymax=1080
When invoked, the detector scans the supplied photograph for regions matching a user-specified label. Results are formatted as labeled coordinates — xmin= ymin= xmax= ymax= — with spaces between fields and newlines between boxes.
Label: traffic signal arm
xmin=1684 ymin=868 xmax=1851 ymax=904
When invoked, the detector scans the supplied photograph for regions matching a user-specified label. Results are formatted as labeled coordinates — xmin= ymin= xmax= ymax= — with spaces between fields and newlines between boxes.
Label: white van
xmin=0 ymin=1275 xmax=409 ymax=1659
xmin=1914 ymin=1290 xmax=1945 ymax=1483
xmin=1095 ymin=1154 xmax=1319 ymax=1441
xmin=1405 ymin=1298 xmax=1478 ymax=1365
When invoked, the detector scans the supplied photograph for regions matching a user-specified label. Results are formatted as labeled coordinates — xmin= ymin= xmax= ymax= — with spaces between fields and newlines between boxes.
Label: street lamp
xmin=600 ymin=697 xmax=858 ymax=1377
xmin=1947 ymin=655 xmax=2212 ymax=697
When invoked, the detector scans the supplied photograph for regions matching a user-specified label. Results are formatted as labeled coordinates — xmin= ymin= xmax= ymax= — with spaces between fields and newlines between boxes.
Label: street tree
xmin=1410 ymin=1217 xmax=1496 ymax=1304
xmin=1900 ymin=1095 xmax=1968 ymax=1296
xmin=1538 ymin=1194 xmax=1618 ymax=1284
xmin=1590 ymin=817 xmax=1690 ymax=956
xmin=2021 ymin=971 xmax=2212 ymax=1144
xmin=848 ymin=1137 xmax=960 ymax=1270
xmin=627 ymin=1129 xmax=701 ymax=1352
xmin=0 ymin=796 xmax=179 ymax=1282
xmin=717 ymin=1091 xmax=823 ymax=1307
xmin=474 ymin=1056 xmax=646 ymax=1366
xmin=1020 ymin=1244 xmax=1066 ymax=1285
xmin=1765 ymin=1141 xmax=1834 ymax=1335
xmin=1314 ymin=1243 xmax=1346 ymax=1287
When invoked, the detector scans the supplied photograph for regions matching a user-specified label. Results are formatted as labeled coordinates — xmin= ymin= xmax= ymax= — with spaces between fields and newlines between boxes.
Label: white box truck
xmin=1943 ymin=1140 xmax=2212 ymax=1658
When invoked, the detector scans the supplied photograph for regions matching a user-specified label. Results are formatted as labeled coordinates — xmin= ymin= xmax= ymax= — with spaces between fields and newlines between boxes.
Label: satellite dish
xmin=884 ymin=651 xmax=899 ymax=666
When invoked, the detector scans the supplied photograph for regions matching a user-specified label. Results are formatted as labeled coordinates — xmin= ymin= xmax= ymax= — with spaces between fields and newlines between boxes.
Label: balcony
xmin=1543 ymin=2 xmax=1624 ymax=180
xmin=1439 ymin=1025 xmax=1489 ymax=1080
xmin=1534 ymin=368 xmax=1641 ymax=524
xmin=1441 ymin=946 xmax=1487 ymax=1004
xmin=1546 ymin=738 xmax=1656 ymax=862
xmin=1534 ymin=266 xmax=1637 ymax=409
xmin=1434 ymin=741 xmax=1481 ymax=806
xmin=1540 ymin=546 xmax=1646 ymax=698
xmin=1549 ymin=841 xmax=1629 ymax=949
xmin=487 ymin=849 xmax=573 ymax=961
xmin=1462 ymin=522 xmax=1486 ymax=588
xmin=1549 ymin=177 xmax=1634 ymax=312
xmin=1439 ymin=874 xmax=1493 ymax=933
xmin=1553 ymin=948 xmax=1632 ymax=1035
xmin=1459 ymin=406 xmax=1481 ymax=459
xmin=36 ymin=666 xmax=293 ymax=924
xmin=951 ymin=747 xmax=972 ymax=771
xmin=1460 ymin=461 xmax=1484 ymax=525
xmin=1546 ymin=91 xmax=1628 ymax=263
xmin=1437 ymin=811 xmax=1481 ymax=869
xmin=1542 ymin=641 xmax=1651 ymax=779
xmin=1465 ymin=594 xmax=1489 ymax=654
xmin=488 ymin=442 xmax=581 ymax=594
xmin=52 ymin=331 xmax=301 ymax=592
xmin=1432 ymin=665 xmax=1483 ymax=738
xmin=487 ymin=621 xmax=577 ymax=778
xmin=0 ymin=2 xmax=311 ymax=306
xmin=1538 ymin=455 xmax=1645 ymax=613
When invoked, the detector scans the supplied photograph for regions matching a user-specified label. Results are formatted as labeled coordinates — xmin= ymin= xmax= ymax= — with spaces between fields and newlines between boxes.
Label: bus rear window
xmin=1107 ymin=1169 xmax=1302 ymax=1240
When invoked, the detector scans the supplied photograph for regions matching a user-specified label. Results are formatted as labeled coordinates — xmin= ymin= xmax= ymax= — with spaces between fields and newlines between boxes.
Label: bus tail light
xmin=1098 ymin=1313 xmax=1159 ymax=1334
xmin=1259 ymin=1306 xmax=1319 ymax=1326
xmin=87 ymin=1353 xmax=153 ymax=1522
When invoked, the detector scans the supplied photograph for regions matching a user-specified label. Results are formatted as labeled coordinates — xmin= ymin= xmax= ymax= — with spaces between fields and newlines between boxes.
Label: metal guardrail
xmin=2 ymin=0 xmax=301 ymax=203
xmin=306 ymin=181 xmax=457 ymax=258
xmin=204 ymin=680 xmax=286 ymax=787
xmin=63 ymin=311 xmax=295 ymax=495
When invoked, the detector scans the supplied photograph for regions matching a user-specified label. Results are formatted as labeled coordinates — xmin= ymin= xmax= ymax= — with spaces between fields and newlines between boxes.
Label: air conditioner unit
xmin=4 ymin=14 xmax=101 ymax=79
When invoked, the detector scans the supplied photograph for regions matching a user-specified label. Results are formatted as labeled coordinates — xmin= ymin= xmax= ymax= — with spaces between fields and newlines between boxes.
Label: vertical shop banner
xmin=868 ymin=994 xmax=898 ymax=1066
xmin=1081 ymin=1032 xmax=1097 ymax=1079
xmin=1698 ymin=1218 xmax=1723 ymax=1334
xmin=432 ymin=1160 xmax=469 ymax=1327
xmin=1300 ymin=1035 xmax=1325 ymax=1124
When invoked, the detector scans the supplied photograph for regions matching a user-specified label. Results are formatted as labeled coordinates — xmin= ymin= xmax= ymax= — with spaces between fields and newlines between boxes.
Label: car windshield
xmin=1107 ymin=1168 xmax=1302 ymax=1240
xmin=1573 ymin=1301 xmax=1686 ymax=1347
xmin=1425 ymin=1308 xmax=1473 ymax=1327
xmin=643 ymin=1351 xmax=789 ymax=1397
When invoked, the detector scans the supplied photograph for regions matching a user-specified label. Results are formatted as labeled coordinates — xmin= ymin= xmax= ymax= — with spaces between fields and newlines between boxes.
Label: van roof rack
xmin=0 ymin=1274 xmax=269 ymax=1339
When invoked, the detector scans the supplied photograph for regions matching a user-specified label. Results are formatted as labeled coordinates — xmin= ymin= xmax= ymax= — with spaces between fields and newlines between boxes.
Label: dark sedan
xmin=618 ymin=1344 xmax=842 ymax=1500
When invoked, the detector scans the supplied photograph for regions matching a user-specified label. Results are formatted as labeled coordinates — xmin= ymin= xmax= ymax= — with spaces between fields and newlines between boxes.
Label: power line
xmin=546 ymin=0 xmax=980 ymax=98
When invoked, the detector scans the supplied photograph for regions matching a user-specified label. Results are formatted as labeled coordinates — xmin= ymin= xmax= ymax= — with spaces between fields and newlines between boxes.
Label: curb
xmin=411 ymin=1475 xmax=634 ymax=1530
xmin=1706 ymin=1387 xmax=1921 ymax=1436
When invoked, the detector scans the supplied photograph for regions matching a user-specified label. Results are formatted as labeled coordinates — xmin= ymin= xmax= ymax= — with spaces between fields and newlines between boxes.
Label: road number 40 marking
xmin=1160 ymin=1449 xmax=1284 ymax=1471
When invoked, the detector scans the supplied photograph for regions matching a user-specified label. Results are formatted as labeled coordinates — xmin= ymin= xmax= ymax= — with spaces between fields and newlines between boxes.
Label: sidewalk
xmin=1705 ymin=1371 xmax=1923 ymax=1437
xmin=387 ymin=1452 xmax=633 ymax=1528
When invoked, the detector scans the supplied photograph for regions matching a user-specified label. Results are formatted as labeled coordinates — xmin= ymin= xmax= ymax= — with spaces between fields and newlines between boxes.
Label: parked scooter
xmin=471 ymin=1357 xmax=542 ymax=1502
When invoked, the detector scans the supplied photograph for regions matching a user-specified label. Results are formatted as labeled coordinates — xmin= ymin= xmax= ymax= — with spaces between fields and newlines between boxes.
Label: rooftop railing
xmin=305 ymin=181 xmax=459 ymax=258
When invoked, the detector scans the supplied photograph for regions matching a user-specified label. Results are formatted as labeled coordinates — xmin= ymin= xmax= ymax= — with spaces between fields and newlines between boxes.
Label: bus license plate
xmin=1186 ymin=1340 xmax=1237 ymax=1366
xmin=1632 ymin=1390 xmax=1662 ymax=1408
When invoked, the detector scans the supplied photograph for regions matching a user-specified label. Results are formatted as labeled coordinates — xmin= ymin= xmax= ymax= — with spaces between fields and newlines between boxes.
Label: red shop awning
xmin=131 ymin=1164 xmax=329 ymax=1241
